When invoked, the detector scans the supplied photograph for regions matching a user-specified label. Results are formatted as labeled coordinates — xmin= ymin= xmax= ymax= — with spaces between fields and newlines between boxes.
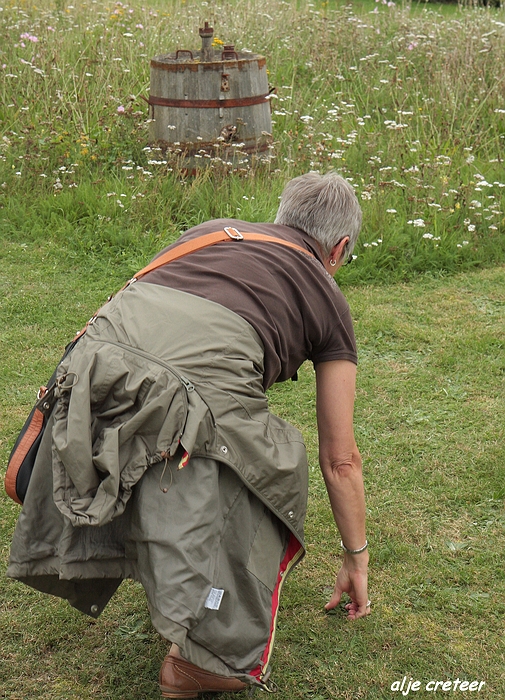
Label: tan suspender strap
xmin=73 ymin=228 xmax=316 ymax=340
xmin=133 ymin=228 xmax=316 ymax=281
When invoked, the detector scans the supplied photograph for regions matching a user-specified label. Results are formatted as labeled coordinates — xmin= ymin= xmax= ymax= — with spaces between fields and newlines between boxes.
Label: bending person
xmin=8 ymin=171 xmax=369 ymax=699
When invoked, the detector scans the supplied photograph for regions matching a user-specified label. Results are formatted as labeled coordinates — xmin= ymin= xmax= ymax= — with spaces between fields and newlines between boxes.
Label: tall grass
xmin=1 ymin=0 xmax=505 ymax=282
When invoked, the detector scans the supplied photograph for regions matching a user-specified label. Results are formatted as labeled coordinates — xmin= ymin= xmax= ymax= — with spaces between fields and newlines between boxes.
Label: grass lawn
xmin=1 ymin=236 xmax=504 ymax=698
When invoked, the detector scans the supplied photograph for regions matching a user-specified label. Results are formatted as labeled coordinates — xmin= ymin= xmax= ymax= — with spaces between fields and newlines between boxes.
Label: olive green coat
xmin=7 ymin=284 xmax=307 ymax=681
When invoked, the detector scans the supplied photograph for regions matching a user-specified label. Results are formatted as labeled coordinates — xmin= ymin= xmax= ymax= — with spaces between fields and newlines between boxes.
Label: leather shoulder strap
xmin=133 ymin=227 xmax=316 ymax=281
xmin=74 ymin=227 xmax=316 ymax=341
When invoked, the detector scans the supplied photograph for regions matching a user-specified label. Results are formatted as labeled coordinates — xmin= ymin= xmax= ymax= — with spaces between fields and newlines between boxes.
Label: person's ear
xmin=330 ymin=236 xmax=350 ymax=264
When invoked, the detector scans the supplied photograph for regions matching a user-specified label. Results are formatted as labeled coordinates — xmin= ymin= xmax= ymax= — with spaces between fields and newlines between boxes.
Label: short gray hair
xmin=274 ymin=171 xmax=362 ymax=259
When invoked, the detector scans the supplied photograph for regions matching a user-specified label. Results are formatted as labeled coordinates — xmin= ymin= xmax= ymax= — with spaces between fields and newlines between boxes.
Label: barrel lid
xmin=151 ymin=22 xmax=264 ymax=66
xmin=151 ymin=50 xmax=264 ymax=66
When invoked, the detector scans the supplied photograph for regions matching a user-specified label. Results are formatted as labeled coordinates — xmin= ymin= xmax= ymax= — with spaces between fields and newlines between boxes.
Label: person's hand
xmin=324 ymin=552 xmax=370 ymax=620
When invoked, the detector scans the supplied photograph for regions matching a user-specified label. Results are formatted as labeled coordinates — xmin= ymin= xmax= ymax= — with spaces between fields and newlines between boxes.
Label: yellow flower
xmin=212 ymin=37 xmax=224 ymax=47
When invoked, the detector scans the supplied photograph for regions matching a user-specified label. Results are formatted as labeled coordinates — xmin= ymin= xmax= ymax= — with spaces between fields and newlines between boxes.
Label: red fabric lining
xmin=249 ymin=532 xmax=304 ymax=681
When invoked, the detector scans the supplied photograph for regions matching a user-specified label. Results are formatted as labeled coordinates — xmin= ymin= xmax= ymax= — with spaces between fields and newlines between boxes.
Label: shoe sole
xmin=160 ymin=685 xmax=244 ymax=698
xmin=160 ymin=687 xmax=199 ymax=699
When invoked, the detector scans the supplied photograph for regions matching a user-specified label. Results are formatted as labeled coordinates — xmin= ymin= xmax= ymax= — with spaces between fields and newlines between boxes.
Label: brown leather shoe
xmin=159 ymin=654 xmax=247 ymax=699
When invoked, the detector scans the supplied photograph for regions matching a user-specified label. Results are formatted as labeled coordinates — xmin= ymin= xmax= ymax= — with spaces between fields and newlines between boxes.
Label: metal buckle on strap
xmin=259 ymin=678 xmax=278 ymax=693
xmin=224 ymin=226 xmax=243 ymax=241
xmin=122 ymin=277 xmax=137 ymax=291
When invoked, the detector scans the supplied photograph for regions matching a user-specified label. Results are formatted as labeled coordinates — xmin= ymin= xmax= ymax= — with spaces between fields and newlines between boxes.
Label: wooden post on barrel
xmin=147 ymin=23 xmax=273 ymax=169
xmin=199 ymin=21 xmax=214 ymax=63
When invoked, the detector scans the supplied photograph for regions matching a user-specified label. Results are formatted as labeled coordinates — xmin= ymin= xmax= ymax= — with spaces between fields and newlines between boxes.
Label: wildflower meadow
xmin=1 ymin=0 xmax=505 ymax=282
xmin=1 ymin=1 xmax=504 ymax=698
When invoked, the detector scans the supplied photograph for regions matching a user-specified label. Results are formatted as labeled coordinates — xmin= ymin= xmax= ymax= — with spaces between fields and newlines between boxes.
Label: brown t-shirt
xmin=141 ymin=219 xmax=357 ymax=389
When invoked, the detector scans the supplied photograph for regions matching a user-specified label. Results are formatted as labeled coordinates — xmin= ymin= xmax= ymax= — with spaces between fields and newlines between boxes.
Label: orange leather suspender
xmin=75 ymin=226 xmax=316 ymax=340
xmin=132 ymin=226 xmax=316 ymax=281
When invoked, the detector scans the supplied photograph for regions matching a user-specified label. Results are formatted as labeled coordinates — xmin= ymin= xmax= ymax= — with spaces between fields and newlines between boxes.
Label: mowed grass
xmin=268 ymin=265 xmax=505 ymax=698
xmin=1 ymin=240 xmax=504 ymax=699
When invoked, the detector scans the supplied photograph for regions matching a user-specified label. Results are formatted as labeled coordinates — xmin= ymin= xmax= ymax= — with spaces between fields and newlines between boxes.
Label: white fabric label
xmin=204 ymin=588 xmax=225 ymax=610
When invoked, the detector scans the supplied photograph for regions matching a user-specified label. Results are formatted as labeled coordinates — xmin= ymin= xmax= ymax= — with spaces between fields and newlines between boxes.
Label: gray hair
xmin=274 ymin=171 xmax=362 ymax=259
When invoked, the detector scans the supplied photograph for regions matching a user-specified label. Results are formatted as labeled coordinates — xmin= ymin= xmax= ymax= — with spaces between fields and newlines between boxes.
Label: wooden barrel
xmin=148 ymin=25 xmax=273 ymax=165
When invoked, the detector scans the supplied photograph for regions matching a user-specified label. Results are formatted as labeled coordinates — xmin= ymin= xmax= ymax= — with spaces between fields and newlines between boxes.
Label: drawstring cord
xmin=159 ymin=452 xmax=173 ymax=494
